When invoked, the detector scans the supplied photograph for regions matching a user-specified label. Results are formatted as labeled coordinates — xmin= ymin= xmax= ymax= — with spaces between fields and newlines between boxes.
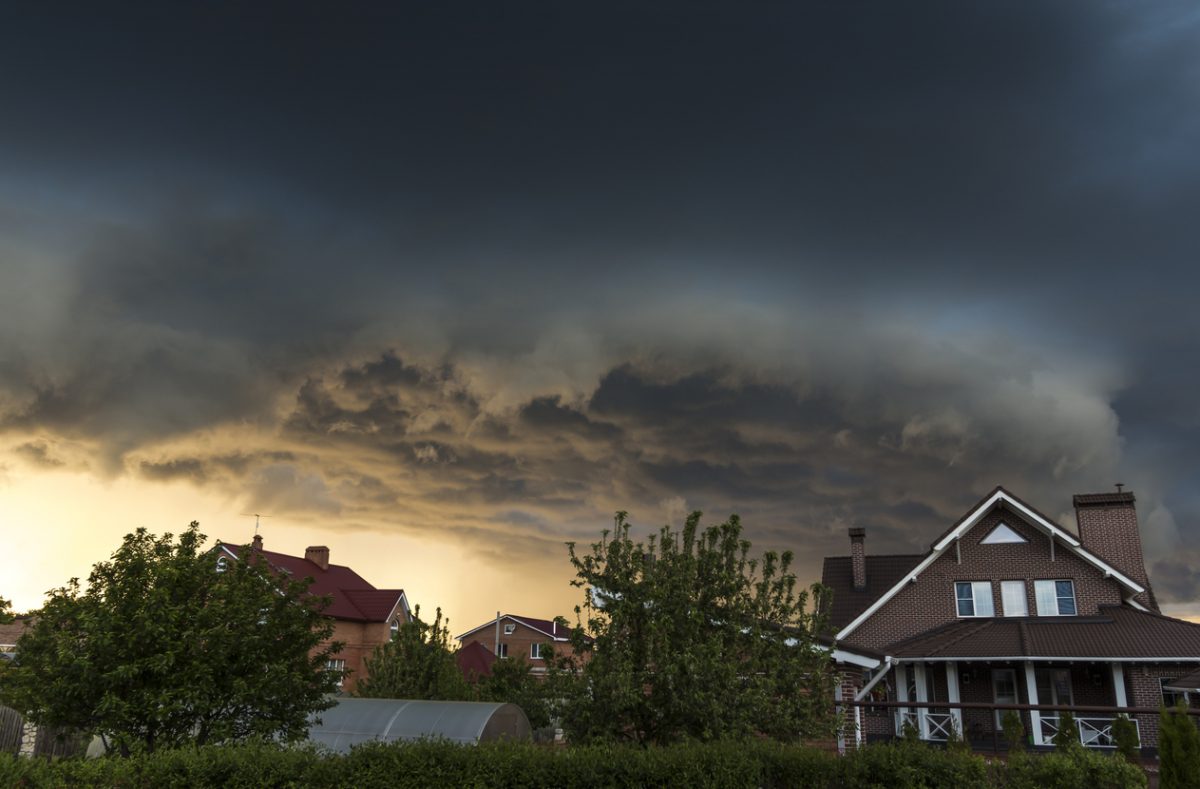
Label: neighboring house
xmin=823 ymin=486 xmax=1200 ymax=752
xmin=456 ymin=614 xmax=577 ymax=672
xmin=216 ymin=536 xmax=410 ymax=693
xmin=0 ymin=615 xmax=31 ymax=663
xmin=455 ymin=640 xmax=498 ymax=682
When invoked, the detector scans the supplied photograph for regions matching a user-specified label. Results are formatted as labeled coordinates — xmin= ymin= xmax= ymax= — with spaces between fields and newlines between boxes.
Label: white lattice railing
xmin=1038 ymin=715 xmax=1140 ymax=748
xmin=895 ymin=710 xmax=956 ymax=742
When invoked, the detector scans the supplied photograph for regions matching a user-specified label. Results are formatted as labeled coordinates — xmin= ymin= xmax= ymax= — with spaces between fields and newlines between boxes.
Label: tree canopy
xmin=0 ymin=524 xmax=340 ymax=755
xmin=0 ymin=597 xmax=12 ymax=625
xmin=356 ymin=605 xmax=471 ymax=701
xmin=558 ymin=511 xmax=837 ymax=745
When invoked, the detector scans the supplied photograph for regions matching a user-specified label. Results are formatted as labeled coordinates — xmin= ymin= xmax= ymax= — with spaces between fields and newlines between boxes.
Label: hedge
xmin=0 ymin=738 xmax=1145 ymax=789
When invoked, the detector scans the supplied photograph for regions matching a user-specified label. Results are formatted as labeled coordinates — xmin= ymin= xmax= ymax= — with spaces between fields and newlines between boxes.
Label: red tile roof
xmin=882 ymin=605 xmax=1200 ymax=660
xmin=217 ymin=542 xmax=407 ymax=624
xmin=455 ymin=640 xmax=497 ymax=680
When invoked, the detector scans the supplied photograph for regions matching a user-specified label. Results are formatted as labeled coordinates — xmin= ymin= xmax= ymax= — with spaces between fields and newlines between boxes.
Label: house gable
xmin=837 ymin=488 xmax=1142 ymax=651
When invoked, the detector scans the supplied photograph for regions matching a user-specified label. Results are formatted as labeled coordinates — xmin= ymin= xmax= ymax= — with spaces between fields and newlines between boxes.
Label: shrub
xmin=1001 ymin=709 xmax=1025 ymax=752
xmin=1159 ymin=703 xmax=1200 ymax=789
xmin=1051 ymin=711 xmax=1081 ymax=751
xmin=1110 ymin=714 xmax=1139 ymax=764
xmin=1004 ymin=746 xmax=1146 ymax=789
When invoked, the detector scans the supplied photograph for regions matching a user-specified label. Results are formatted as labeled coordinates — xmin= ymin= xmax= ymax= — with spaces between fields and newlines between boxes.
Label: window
xmin=325 ymin=658 xmax=347 ymax=689
xmin=1034 ymin=580 xmax=1077 ymax=616
xmin=980 ymin=522 xmax=1028 ymax=544
xmin=1001 ymin=581 xmax=1028 ymax=617
xmin=504 ymin=623 xmax=516 ymax=635
xmin=497 ymin=643 xmax=508 ymax=658
xmin=955 ymin=581 xmax=994 ymax=617
xmin=531 ymin=643 xmax=544 ymax=660
xmin=1162 ymin=677 xmax=1191 ymax=708
xmin=390 ymin=619 xmax=400 ymax=637
xmin=1036 ymin=668 xmax=1073 ymax=705
xmin=215 ymin=556 xmax=228 ymax=573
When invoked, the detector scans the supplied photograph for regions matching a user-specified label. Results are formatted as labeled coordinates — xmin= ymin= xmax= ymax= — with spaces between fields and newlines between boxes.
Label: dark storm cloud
xmin=0 ymin=3 xmax=1198 ymax=605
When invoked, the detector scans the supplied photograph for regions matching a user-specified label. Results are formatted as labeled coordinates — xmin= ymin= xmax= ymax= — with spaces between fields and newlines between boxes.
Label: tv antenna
xmin=240 ymin=513 xmax=272 ymax=535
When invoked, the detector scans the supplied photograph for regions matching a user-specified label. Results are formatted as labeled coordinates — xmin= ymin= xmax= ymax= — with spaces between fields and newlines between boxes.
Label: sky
xmin=2 ymin=2 xmax=1199 ymax=630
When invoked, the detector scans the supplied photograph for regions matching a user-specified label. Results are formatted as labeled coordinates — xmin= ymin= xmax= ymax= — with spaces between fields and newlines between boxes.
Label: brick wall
xmin=321 ymin=610 xmax=407 ymax=693
xmin=460 ymin=620 xmax=573 ymax=670
xmin=848 ymin=509 xmax=1124 ymax=651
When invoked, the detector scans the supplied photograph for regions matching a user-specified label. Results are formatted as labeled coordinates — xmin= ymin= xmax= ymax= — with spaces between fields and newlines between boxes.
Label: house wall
xmin=321 ymin=610 xmax=407 ymax=693
xmin=460 ymin=620 xmax=573 ymax=669
xmin=848 ymin=509 xmax=1125 ymax=651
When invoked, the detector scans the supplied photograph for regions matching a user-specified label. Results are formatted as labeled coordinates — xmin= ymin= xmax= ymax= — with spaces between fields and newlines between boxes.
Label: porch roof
xmin=884 ymin=604 xmax=1200 ymax=661
xmin=1164 ymin=666 xmax=1200 ymax=693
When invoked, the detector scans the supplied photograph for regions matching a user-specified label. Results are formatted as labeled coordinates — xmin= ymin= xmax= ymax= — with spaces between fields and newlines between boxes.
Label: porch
xmin=853 ymin=658 xmax=1190 ymax=750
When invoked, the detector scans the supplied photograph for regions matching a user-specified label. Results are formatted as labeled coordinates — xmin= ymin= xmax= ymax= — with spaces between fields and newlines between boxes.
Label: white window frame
xmin=1000 ymin=580 xmax=1028 ymax=617
xmin=531 ymin=642 xmax=545 ymax=660
xmin=503 ymin=623 xmax=516 ymax=635
xmin=1034 ymin=579 xmax=1077 ymax=616
xmin=215 ymin=556 xmax=228 ymax=573
xmin=955 ymin=581 xmax=994 ymax=617
xmin=390 ymin=619 xmax=400 ymax=637
xmin=325 ymin=658 xmax=347 ymax=689
xmin=497 ymin=642 xmax=508 ymax=658
xmin=1161 ymin=677 xmax=1191 ymax=708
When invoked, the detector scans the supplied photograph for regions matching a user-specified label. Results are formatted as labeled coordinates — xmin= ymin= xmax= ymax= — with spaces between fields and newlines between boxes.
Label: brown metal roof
xmin=1164 ymin=666 xmax=1200 ymax=693
xmin=884 ymin=605 xmax=1200 ymax=660
xmin=821 ymin=553 xmax=925 ymax=631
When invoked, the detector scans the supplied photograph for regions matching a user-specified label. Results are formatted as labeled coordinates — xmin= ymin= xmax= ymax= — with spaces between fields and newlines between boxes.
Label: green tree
xmin=0 ymin=597 xmax=12 ymax=625
xmin=0 ymin=524 xmax=340 ymax=755
xmin=1001 ymin=709 xmax=1025 ymax=751
xmin=558 ymin=511 xmax=837 ymax=745
xmin=1111 ymin=714 xmax=1139 ymax=764
xmin=356 ymin=606 xmax=470 ymax=700
xmin=1160 ymin=702 xmax=1200 ymax=789
xmin=1051 ymin=711 xmax=1081 ymax=751
xmin=475 ymin=653 xmax=554 ymax=729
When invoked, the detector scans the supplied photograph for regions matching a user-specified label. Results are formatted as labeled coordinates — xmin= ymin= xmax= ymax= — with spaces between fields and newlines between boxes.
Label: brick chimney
xmin=849 ymin=527 xmax=867 ymax=590
xmin=251 ymin=534 xmax=263 ymax=553
xmin=305 ymin=545 xmax=330 ymax=571
xmin=1073 ymin=489 xmax=1154 ymax=609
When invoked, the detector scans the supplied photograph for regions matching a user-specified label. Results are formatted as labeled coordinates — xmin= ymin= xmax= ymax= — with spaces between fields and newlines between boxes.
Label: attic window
xmin=215 ymin=557 xmax=228 ymax=573
xmin=504 ymin=623 xmax=516 ymax=635
xmin=980 ymin=522 xmax=1027 ymax=545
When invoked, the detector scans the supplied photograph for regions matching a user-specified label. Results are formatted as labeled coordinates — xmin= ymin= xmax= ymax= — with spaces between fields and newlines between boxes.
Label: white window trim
xmin=497 ymin=643 xmax=508 ymax=658
xmin=504 ymin=623 xmax=516 ymax=635
xmin=955 ymin=581 xmax=994 ymax=618
xmin=1034 ymin=579 xmax=1077 ymax=617
xmin=531 ymin=643 xmax=544 ymax=660
xmin=1000 ymin=580 xmax=1028 ymax=617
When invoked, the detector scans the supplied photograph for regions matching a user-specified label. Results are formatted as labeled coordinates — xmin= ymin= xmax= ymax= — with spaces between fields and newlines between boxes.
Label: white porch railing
xmin=1038 ymin=715 xmax=1140 ymax=749
xmin=896 ymin=710 xmax=956 ymax=742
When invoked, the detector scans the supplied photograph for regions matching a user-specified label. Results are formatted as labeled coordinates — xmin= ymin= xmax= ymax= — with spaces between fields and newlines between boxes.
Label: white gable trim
xmin=383 ymin=592 xmax=411 ymax=625
xmin=455 ymin=615 xmax=569 ymax=643
xmin=835 ymin=489 xmax=1146 ymax=642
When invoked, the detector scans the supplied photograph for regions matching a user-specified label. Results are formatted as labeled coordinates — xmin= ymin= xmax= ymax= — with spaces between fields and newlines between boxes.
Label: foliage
xmin=558 ymin=511 xmax=838 ymax=746
xmin=944 ymin=716 xmax=972 ymax=755
xmin=474 ymin=653 xmax=555 ymax=729
xmin=356 ymin=605 xmax=471 ymax=701
xmin=0 ymin=524 xmax=339 ymax=755
xmin=1110 ymin=714 xmax=1139 ymax=764
xmin=1000 ymin=709 xmax=1025 ymax=751
xmin=1003 ymin=747 xmax=1147 ymax=789
xmin=1051 ymin=710 xmax=1081 ymax=751
xmin=0 ymin=598 xmax=12 ymax=625
xmin=1159 ymin=702 xmax=1200 ymax=789
xmin=0 ymin=737 xmax=1140 ymax=789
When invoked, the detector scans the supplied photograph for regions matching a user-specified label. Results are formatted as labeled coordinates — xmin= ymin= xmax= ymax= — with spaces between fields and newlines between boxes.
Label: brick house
xmin=456 ymin=614 xmax=578 ymax=673
xmin=216 ymin=536 xmax=410 ymax=693
xmin=823 ymin=486 xmax=1200 ymax=752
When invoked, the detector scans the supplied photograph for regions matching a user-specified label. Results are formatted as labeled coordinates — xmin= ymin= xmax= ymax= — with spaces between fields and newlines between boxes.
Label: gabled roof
xmin=834 ymin=486 xmax=1147 ymax=642
xmin=456 ymin=640 xmax=498 ymax=680
xmin=883 ymin=605 xmax=1200 ymax=661
xmin=455 ymin=614 xmax=573 ymax=642
xmin=217 ymin=542 xmax=409 ymax=624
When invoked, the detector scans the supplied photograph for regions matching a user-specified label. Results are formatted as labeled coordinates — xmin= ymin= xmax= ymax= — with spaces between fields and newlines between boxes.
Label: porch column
xmin=1024 ymin=662 xmax=1043 ymax=746
xmin=1111 ymin=663 xmax=1128 ymax=708
xmin=945 ymin=661 xmax=963 ymax=736
xmin=914 ymin=662 xmax=930 ymax=740
xmin=895 ymin=662 xmax=910 ymax=736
